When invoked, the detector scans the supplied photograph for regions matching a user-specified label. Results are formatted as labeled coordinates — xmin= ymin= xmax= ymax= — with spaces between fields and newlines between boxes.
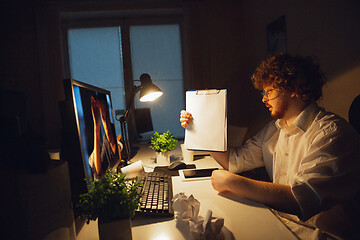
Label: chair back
xmin=349 ymin=94 xmax=360 ymax=134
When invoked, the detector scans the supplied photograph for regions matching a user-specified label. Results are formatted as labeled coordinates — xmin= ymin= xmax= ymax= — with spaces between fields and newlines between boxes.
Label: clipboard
xmin=184 ymin=89 xmax=227 ymax=152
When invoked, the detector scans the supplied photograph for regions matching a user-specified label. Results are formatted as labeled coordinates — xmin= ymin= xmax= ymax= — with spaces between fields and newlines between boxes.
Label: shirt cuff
xmin=291 ymin=181 xmax=321 ymax=221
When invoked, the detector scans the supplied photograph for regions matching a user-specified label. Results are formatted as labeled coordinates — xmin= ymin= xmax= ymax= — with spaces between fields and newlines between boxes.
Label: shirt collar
xmin=275 ymin=103 xmax=319 ymax=132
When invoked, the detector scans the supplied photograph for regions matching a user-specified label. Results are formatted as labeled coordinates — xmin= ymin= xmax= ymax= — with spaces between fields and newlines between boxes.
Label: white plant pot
xmin=156 ymin=152 xmax=170 ymax=165
xmin=98 ymin=218 xmax=132 ymax=240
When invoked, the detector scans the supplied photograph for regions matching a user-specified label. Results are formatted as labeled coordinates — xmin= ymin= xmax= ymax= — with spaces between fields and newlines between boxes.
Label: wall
xmin=183 ymin=0 xmax=360 ymax=138
xmin=251 ymin=0 xmax=360 ymax=121
xmin=1 ymin=3 xmax=44 ymax=137
xmin=2 ymin=0 xmax=360 ymax=147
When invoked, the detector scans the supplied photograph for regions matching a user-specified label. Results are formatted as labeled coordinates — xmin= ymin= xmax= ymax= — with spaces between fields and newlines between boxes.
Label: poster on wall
xmin=267 ymin=15 xmax=287 ymax=54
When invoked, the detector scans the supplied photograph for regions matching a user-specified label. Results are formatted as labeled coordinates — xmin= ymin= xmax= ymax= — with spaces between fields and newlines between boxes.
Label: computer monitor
xmin=59 ymin=79 xmax=121 ymax=208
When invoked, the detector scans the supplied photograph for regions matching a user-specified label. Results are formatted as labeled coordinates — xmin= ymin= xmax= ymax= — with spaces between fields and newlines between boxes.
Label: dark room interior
xmin=1 ymin=0 xmax=360 ymax=239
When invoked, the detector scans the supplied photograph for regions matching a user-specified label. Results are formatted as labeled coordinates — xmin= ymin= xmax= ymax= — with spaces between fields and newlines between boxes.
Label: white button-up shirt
xmin=228 ymin=103 xmax=360 ymax=237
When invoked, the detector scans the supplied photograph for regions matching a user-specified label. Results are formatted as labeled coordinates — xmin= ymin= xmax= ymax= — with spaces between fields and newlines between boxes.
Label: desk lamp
xmin=117 ymin=73 xmax=163 ymax=164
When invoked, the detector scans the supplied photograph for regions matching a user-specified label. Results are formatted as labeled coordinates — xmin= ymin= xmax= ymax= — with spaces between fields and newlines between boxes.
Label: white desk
xmin=77 ymin=144 xmax=296 ymax=240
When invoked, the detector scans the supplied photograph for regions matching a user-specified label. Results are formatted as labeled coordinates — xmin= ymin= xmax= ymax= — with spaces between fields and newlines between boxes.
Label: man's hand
xmin=211 ymin=169 xmax=233 ymax=193
xmin=180 ymin=110 xmax=193 ymax=128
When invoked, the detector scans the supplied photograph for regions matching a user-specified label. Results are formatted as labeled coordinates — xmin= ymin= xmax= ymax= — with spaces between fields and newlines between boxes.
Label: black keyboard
xmin=136 ymin=171 xmax=174 ymax=217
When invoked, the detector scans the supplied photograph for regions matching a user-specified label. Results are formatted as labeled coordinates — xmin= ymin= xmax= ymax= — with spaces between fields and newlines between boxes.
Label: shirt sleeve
xmin=290 ymin=119 xmax=360 ymax=221
xmin=229 ymin=121 xmax=277 ymax=173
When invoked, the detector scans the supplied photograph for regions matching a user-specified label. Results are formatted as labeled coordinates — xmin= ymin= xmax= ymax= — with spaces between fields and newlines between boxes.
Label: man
xmin=180 ymin=53 xmax=360 ymax=239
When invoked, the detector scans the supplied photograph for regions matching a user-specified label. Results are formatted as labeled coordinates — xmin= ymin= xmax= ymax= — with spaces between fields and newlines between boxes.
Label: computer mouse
xmin=168 ymin=161 xmax=187 ymax=171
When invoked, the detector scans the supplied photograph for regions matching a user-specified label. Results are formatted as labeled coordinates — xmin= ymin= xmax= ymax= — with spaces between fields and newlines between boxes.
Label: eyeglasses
xmin=261 ymin=89 xmax=276 ymax=99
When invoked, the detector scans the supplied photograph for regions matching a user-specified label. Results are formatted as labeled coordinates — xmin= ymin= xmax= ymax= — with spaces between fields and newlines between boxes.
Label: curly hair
xmin=251 ymin=53 xmax=327 ymax=102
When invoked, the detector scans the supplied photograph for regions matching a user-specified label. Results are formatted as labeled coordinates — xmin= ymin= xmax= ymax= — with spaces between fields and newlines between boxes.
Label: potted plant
xmin=150 ymin=130 xmax=178 ymax=165
xmin=76 ymin=169 xmax=142 ymax=240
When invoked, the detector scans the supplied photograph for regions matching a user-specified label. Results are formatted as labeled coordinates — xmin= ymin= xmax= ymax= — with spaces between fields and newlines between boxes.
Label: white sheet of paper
xmin=184 ymin=89 xmax=227 ymax=151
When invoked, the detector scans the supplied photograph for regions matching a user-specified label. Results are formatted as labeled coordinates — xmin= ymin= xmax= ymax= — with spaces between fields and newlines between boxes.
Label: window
xmin=63 ymin=14 xmax=185 ymax=141
xmin=130 ymin=25 xmax=184 ymax=138
xmin=67 ymin=26 xmax=126 ymax=115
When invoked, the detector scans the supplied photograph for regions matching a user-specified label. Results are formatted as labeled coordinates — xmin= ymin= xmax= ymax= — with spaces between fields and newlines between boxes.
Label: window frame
xmin=61 ymin=11 xmax=184 ymax=140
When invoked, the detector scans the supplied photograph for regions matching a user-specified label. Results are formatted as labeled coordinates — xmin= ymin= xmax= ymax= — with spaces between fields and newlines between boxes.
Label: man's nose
xmin=262 ymin=96 xmax=268 ymax=103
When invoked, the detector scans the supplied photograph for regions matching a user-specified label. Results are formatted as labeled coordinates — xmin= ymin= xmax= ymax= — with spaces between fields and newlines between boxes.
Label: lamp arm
xmin=119 ymin=83 xmax=141 ymax=163
xmin=124 ymin=84 xmax=141 ymax=119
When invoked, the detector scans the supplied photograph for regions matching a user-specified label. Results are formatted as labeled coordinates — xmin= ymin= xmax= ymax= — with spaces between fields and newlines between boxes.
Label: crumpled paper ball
xmin=172 ymin=193 xmax=224 ymax=240
xmin=189 ymin=210 xmax=224 ymax=240
xmin=172 ymin=192 xmax=200 ymax=221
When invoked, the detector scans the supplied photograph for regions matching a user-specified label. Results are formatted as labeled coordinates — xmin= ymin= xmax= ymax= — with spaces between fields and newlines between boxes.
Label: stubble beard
xmin=269 ymin=100 xmax=288 ymax=120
